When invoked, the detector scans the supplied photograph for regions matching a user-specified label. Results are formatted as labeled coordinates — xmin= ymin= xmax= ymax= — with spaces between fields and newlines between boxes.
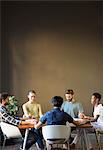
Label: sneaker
xmin=89 ymin=148 xmax=94 ymax=150
xmin=63 ymin=143 xmax=68 ymax=149
xmin=69 ymin=137 xmax=74 ymax=144
xmin=18 ymin=145 xmax=23 ymax=150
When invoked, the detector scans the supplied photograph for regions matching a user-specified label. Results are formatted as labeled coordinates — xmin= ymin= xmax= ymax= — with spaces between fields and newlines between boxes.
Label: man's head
xmin=27 ymin=90 xmax=36 ymax=102
xmin=65 ymin=89 xmax=74 ymax=102
xmin=0 ymin=92 xmax=9 ymax=105
xmin=91 ymin=92 xmax=101 ymax=105
xmin=51 ymin=96 xmax=63 ymax=107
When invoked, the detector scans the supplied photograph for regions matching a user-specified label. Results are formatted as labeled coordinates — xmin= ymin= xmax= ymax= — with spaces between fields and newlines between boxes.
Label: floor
xmin=0 ymin=133 xmax=103 ymax=150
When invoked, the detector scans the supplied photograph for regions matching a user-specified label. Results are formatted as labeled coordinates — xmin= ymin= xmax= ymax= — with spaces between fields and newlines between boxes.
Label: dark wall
xmin=1 ymin=1 xmax=103 ymax=115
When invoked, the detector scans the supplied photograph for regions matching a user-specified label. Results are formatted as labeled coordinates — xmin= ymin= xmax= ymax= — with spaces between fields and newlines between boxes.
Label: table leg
xmin=83 ymin=128 xmax=90 ymax=150
xmin=23 ymin=128 xmax=29 ymax=150
xmin=80 ymin=129 xmax=85 ymax=150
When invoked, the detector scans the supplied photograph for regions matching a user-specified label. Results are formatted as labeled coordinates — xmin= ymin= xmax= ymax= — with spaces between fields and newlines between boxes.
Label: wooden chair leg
xmin=95 ymin=130 xmax=101 ymax=150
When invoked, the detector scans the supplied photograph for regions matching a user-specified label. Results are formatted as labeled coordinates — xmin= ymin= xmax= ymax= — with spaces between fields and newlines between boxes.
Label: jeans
xmin=32 ymin=128 xmax=44 ymax=150
xmin=18 ymin=130 xmax=38 ymax=150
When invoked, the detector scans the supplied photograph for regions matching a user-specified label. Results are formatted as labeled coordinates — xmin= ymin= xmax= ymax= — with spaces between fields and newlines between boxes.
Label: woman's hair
xmin=51 ymin=96 xmax=63 ymax=107
xmin=27 ymin=90 xmax=36 ymax=95
xmin=0 ymin=92 xmax=9 ymax=103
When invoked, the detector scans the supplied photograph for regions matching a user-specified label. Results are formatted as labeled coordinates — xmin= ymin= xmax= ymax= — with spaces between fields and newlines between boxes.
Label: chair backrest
xmin=42 ymin=125 xmax=71 ymax=143
xmin=0 ymin=122 xmax=22 ymax=139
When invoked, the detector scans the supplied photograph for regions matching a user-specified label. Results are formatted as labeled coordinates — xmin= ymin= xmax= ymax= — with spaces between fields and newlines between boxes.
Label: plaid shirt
xmin=0 ymin=105 xmax=21 ymax=126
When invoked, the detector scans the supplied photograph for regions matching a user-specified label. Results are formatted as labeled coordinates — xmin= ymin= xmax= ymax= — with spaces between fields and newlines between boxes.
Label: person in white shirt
xmin=83 ymin=93 xmax=102 ymax=150
xmin=85 ymin=92 xmax=102 ymax=122
xmin=97 ymin=104 xmax=103 ymax=124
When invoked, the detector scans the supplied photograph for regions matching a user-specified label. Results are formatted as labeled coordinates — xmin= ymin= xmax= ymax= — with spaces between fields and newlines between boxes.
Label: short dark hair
xmin=0 ymin=92 xmax=9 ymax=103
xmin=92 ymin=92 xmax=101 ymax=101
xmin=65 ymin=89 xmax=74 ymax=95
xmin=51 ymin=96 xmax=63 ymax=107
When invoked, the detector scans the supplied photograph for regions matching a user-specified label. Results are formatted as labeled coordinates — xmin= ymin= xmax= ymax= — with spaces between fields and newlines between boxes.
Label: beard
xmin=68 ymin=98 xmax=73 ymax=101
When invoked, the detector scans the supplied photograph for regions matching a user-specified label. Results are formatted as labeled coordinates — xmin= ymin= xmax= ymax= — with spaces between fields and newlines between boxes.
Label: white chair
xmin=42 ymin=125 xmax=71 ymax=150
xmin=0 ymin=122 xmax=23 ymax=150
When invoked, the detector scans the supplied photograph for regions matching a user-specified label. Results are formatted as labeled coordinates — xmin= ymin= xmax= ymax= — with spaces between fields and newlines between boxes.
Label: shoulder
xmin=42 ymin=110 xmax=51 ymax=118
xmin=62 ymin=101 xmax=69 ymax=105
xmin=74 ymin=101 xmax=82 ymax=105
xmin=36 ymin=103 xmax=42 ymax=108
xmin=99 ymin=104 xmax=102 ymax=107
xmin=37 ymin=103 xmax=41 ymax=106
xmin=97 ymin=104 xmax=103 ymax=109
xmin=44 ymin=110 xmax=54 ymax=116
xmin=23 ymin=101 xmax=29 ymax=107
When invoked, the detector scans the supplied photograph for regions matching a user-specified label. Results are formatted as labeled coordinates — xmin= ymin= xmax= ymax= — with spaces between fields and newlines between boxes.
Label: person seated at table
xmin=80 ymin=92 xmax=102 ymax=150
xmin=84 ymin=92 xmax=103 ymax=122
xmin=61 ymin=89 xmax=84 ymax=119
xmin=0 ymin=92 xmax=38 ymax=150
xmin=22 ymin=90 xmax=44 ymax=150
xmin=34 ymin=96 xmax=86 ymax=149
xmin=61 ymin=89 xmax=85 ymax=147
xmin=97 ymin=104 xmax=103 ymax=124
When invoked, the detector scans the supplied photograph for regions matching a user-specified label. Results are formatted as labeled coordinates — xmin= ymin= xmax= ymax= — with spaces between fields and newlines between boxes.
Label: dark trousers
xmin=32 ymin=128 xmax=44 ymax=150
xmin=26 ymin=130 xmax=38 ymax=149
xmin=18 ymin=130 xmax=38 ymax=150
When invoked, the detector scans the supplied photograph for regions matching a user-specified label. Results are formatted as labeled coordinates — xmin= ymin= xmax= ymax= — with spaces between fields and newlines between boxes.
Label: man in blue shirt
xmin=61 ymin=89 xmax=85 ymax=148
xmin=35 ymin=96 xmax=81 ymax=128
xmin=35 ymin=96 xmax=84 ymax=149
xmin=61 ymin=89 xmax=84 ymax=118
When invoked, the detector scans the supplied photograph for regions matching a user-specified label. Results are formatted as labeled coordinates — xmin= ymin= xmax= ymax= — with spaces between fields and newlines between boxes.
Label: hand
xmin=83 ymin=116 xmax=92 ymax=120
xmin=25 ymin=118 xmax=38 ymax=124
xmin=78 ymin=113 xmax=85 ymax=119
xmin=78 ymin=119 xmax=87 ymax=124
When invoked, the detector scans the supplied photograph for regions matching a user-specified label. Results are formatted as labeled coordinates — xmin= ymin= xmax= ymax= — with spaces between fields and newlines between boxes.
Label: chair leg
xmin=95 ymin=130 xmax=101 ymax=150
xmin=46 ymin=142 xmax=52 ymax=150
xmin=67 ymin=142 xmax=70 ymax=150
xmin=2 ymin=137 xmax=6 ymax=150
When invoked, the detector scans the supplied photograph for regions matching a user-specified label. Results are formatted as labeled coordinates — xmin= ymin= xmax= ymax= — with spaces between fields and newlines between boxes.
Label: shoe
xmin=63 ymin=143 xmax=68 ymax=149
xmin=18 ymin=145 xmax=23 ymax=150
xmin=89 ymin=148 xmax=94 ymax=150
xmin=70 ymin=143 xmax=75 ymax=149
xmin=69 ymin=137 xmax=74 ymax=144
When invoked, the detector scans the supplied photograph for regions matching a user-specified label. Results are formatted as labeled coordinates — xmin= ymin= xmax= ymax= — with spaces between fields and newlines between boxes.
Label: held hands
xmin=78 ymin=113 xmax=85 ymax=119
xmin=78 ymin=113 xmax=92 ymax=120
xmin=78 ymin=119 xmax=88 ymax=125
xmin=83 ymin=116 xmax=93 ymax=120
xmin=25 ymin=118 xmax=38 ymax=124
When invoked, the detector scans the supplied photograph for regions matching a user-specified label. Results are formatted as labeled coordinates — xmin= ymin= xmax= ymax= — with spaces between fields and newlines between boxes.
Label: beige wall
xmin=2 ymin=1 xmax=103 ymax=115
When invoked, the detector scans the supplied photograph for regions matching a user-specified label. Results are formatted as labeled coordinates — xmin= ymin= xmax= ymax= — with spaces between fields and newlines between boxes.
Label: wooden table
xmin=69 ymin=122 xmax=93 ymax=150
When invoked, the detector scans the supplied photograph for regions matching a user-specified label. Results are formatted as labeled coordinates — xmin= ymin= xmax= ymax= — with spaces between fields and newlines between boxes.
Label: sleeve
xmin=95 ymin=105 xmax=102 ymax=116
xmin=65 ymin=112 xmax=73 ymax=123
xmin=1 ymin=112 xmax=21 ymax=126
xmin=38 ymin=104 xmax=43 ymax=118
xmin=22 ymin=104 xmax=29 ymax=117
xmin=99 ymin=106 xmax=103 ymax=122
xmin=40 ymin=113 xmax=47 ymax=124
xmin=61 ymin=102 xmax=65 ymax=111
xmin=78 ymin=102 xmax=84 ymax=113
